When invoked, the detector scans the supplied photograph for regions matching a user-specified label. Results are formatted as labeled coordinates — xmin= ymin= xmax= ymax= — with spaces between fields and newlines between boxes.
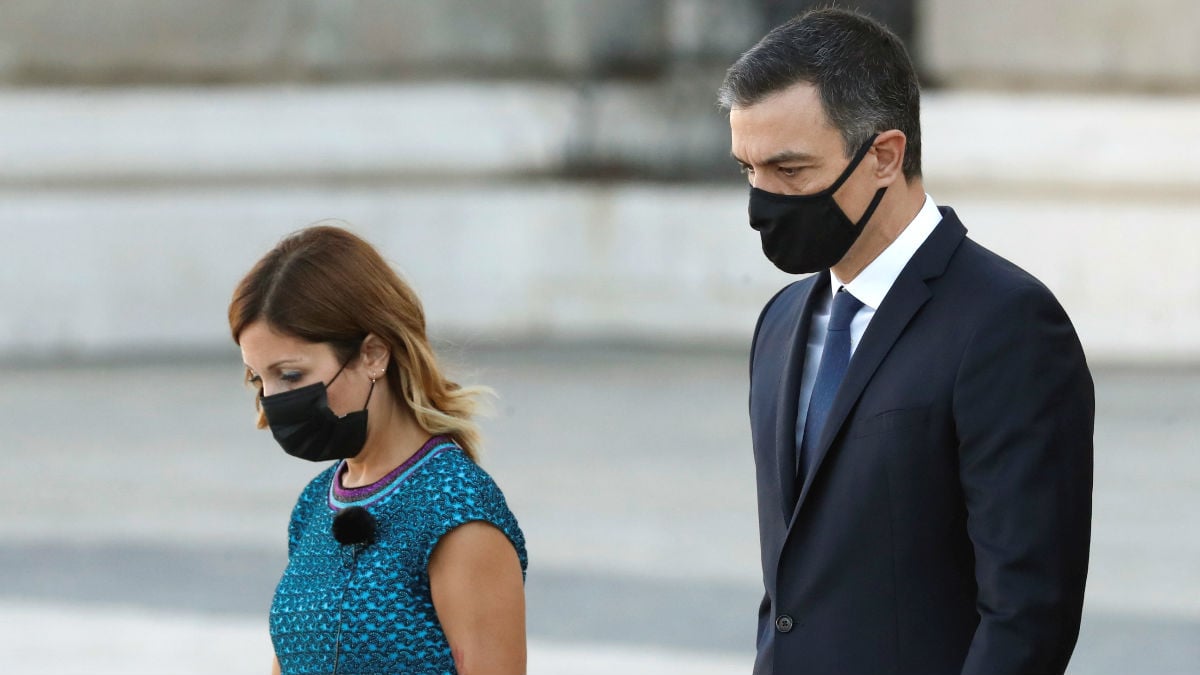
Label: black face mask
xmin=260 ymin=362 xmax=376 ymax=462
xmin=748 ymin=136 xmax=887 ymax=275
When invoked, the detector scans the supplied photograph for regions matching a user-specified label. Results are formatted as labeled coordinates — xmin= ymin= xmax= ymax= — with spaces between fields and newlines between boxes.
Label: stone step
xmin=1 ymin=180 xmax=1196 ymax=363
xmin=2 ymin=84 xmax=1196 ymax=362
xmin=2 ymin=84 xmax=1198 ymax=191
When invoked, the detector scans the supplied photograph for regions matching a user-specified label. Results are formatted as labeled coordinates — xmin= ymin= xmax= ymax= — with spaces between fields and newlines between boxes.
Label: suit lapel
xmin=789 ymin=212 xmax=967 ymax=522
xmin=774 ymin=272 xmax=829 ymax=520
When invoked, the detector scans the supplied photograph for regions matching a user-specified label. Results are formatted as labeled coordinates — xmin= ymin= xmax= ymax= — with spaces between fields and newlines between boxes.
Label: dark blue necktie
xmin=798 ymin=288 xmax=864 ymax=481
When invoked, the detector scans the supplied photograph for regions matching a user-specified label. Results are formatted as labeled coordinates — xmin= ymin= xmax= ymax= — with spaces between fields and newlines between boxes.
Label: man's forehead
xmin=752 ymin=80 xmax=822 ymax=107
xmin=730 ymin=87 xmax=839 ymax=164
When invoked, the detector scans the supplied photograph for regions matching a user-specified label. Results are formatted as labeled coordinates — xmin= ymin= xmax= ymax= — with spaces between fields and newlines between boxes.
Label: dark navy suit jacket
xmin=749 ymin=209 xmax=1093 ymax=675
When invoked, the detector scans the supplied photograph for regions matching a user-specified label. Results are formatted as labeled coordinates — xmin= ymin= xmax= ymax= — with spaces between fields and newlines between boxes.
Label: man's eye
xmin=739 ymin=165 xmax=755 ymax=175
xmin=779 ymin=167 xmax=798 ymax=177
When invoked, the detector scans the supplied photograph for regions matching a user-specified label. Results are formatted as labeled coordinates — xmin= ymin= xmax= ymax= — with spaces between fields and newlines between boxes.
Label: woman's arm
xmin=429 ymin=521 xmax=526 ymax=675
xmin=271 ymin=655 xmax=281 ymax=675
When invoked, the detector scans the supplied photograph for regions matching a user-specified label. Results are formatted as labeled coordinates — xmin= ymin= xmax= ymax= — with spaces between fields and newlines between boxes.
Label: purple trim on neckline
xmin=332 ymin=435 xmax=447 ymax=501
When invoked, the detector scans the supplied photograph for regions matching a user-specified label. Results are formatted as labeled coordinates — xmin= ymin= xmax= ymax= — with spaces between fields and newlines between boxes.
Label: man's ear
xmin=359 ymin=333 xmax=391 ymax=378
xmin=872 ymin=130 xmax=907 ymax=186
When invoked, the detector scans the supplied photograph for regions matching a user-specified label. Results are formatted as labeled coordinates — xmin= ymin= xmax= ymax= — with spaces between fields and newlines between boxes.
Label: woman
xmin=229 ymin=225 xmax=527 ymax=675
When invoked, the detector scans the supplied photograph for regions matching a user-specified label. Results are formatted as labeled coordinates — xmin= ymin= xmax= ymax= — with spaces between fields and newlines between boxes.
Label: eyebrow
xmin=764 ymin=149 xmax=819 ymax=165
xmin=244 ymin=358 xmax=302 ymax=372
xmin=730 ymin=149 xmax=819 ymax=166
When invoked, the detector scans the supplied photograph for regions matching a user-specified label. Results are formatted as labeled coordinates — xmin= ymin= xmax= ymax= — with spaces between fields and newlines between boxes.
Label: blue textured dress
xmin=270 ymin=436 xmax=527 ymax=675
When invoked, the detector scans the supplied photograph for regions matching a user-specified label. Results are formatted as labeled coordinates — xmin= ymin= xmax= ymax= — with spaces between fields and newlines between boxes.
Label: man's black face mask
xmin=748 ymin=136 xmax=886 ymax=275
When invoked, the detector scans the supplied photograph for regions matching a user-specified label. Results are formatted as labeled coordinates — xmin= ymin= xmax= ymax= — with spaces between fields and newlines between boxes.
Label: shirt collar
xmin=831 ymin=193 xmax=942 ymax=308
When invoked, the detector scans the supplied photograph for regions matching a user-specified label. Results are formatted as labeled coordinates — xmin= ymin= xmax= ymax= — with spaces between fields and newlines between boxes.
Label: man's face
xmin=730 ymin=82 xmax=878 ymax=219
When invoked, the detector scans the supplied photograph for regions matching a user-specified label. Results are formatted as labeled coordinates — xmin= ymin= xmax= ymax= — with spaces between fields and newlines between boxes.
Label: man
xmin=719 ymin=9 xmax=1093 ymax=675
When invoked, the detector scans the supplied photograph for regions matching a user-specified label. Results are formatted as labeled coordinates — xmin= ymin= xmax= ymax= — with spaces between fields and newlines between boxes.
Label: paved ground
xmin=0 ymin=345 xmax=1196 ymax=674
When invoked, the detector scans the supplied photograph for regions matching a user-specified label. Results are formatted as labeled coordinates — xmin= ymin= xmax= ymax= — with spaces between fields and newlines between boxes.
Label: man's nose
xmin=750 ymin=173 xmax=782 ymax=194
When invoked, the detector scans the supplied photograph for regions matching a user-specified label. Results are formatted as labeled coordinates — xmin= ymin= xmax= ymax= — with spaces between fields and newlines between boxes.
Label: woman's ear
xmin=359 ymin=334 xmax=391 ymax=379
xmin=872 ymin=130 xmax=907 ymax=186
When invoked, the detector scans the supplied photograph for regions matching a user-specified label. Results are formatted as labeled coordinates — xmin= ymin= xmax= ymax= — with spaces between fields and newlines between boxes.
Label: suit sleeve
xmin=756 ymin=591 xmax=772 ymax=649
xmin=748 ymin=285 xmax=791 ymax=655
xmin=953 ymin=283 xmax=1094 ymax=675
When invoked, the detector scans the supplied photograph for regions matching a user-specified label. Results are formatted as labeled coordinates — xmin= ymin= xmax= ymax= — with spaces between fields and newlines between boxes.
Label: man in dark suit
xmin=719 ymin=9 xmax=1094 ymax=675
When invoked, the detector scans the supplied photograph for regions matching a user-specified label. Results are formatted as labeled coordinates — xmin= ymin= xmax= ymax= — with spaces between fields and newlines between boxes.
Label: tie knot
xmin=829 ymin=289 xmax=864 ymax=332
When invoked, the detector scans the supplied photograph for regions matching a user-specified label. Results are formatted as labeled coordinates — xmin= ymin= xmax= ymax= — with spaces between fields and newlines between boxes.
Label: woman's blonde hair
xmin=228 ymin=224 xmax=489 ymax=461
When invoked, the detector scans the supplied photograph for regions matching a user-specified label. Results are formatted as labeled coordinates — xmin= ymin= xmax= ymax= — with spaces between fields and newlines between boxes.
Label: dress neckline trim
xmin=327 ymin=435 xmax=455 ymax=510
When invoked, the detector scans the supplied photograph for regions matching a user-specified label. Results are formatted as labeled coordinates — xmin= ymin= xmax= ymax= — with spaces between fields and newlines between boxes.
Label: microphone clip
xmin=332 ymin=506 xmax=377 ymax=546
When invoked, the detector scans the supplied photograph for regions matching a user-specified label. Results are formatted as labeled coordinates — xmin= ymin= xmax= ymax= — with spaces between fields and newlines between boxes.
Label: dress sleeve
xmin=420 ymin=455 xmax=528 ymax=578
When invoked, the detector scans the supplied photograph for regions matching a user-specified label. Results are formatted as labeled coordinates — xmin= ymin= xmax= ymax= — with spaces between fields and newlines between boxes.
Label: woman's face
xmin=239 ymin=320 xmax=362 ymax=416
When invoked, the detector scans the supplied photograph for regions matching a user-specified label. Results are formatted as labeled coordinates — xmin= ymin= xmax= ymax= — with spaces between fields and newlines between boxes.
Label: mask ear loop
xmin=362 ymin=375 xmax=377 ymax=410
xmin=836 ymin=134 xmax=887 ymax=228
xmin=855 ymin=187 xmax=888 ymax=228
xmin=327 ymin=359 xmax=352 ymax=387
xmin=326 ymin=359 xmax=377 ymax=415
xmin=822 ymin=134 xmax=880 ymax=196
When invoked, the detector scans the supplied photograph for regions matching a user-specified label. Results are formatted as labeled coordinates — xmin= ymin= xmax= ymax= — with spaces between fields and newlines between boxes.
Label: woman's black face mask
xmin=260 ymin=361 xmax=375 ymax=462
xmin=748 ymin=136 xmax=886 ymax=275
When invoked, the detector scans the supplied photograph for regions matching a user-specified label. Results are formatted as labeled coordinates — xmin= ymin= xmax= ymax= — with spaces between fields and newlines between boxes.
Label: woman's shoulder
xmin=418 ymin=445 xmax=503 ymax=492
xmin=409 ymin=446 xmax=517 ymax=520
xmin=412 ymin=445 xmax=527 ymax=569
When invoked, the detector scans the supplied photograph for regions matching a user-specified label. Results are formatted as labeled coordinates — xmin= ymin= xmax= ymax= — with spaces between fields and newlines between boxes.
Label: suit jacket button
xmin=775 ymin=614 xmax=794 ymax=633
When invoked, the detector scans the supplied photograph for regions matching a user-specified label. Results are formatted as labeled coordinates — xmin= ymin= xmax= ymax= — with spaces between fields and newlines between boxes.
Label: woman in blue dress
xmin=230 ymin=225 xmax=527 ymax=675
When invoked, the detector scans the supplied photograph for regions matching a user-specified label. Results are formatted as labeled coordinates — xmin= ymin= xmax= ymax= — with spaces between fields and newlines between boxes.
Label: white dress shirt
xmin=796 ymin=194 xmax=943 ymax=435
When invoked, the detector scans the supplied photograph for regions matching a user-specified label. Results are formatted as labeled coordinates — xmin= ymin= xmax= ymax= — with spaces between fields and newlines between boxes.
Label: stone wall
xmin=1 ymin=2 xmax=1197 ymax=364
xmin=0 ymin=1 xmax=758 ymax=84
xmin=920 ymin=0 xmax=1200 ymax=91
xmin=3 ymin=1 xmax=1195 ymax=91
xmin=3 ymin=85 xmax=1198 ymax=364
xmin=3 ymin=1 xmax=1196 ymax=181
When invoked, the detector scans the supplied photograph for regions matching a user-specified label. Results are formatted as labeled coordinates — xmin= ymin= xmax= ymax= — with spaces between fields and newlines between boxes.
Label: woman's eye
xmin=280 ymin=371 xmax=303 ymax=383
xmin=247 ymin=374 xmax=262 ymax=385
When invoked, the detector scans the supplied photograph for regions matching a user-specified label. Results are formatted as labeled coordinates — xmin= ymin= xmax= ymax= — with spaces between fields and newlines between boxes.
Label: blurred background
xmin=0 ymin=1 xmax=1196 ymax=673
